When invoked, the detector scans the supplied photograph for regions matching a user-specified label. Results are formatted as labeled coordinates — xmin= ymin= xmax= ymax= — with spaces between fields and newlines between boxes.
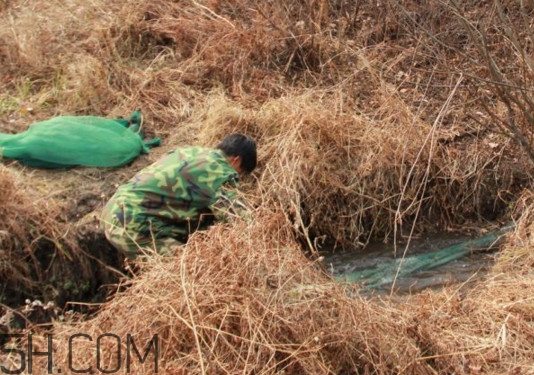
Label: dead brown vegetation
xmin=42 ymin=212 xmax=433 ymax=375
xmin=19 ymin=205 xmax=534 ymax=375
xmin=1 ymin=0 xmax=534 ymax=373
xmin=0 ymin=163 xmax=127 ymax=319
xmin=2 ymin=0 xmax=527 ymax=248
xmin=0 ymin=164 xmax=75 ymax=304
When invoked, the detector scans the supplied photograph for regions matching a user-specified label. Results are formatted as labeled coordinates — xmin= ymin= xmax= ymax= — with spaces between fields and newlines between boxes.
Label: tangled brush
xmin=47 ymin=209 xmax=433 ymax=374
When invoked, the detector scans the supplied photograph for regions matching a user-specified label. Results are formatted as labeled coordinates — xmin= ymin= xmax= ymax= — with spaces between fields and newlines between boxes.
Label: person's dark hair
xmin=217 ymin=133 xmax=257 ymax=173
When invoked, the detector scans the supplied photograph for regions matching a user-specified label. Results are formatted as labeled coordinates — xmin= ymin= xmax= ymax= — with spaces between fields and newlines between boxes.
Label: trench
xmin=3 ymin=220 xmax=505 ymax=330
xmin=1 ymin=231 xmax=125 ymax=329
xmin=323 ymin=230 xmax=501 ymax=295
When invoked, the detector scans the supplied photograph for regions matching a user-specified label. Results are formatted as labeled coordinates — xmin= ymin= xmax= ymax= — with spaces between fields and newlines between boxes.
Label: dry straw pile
xmin=0 ymin=0 xmax=524 ymax=246
xmin=0 ymin=165 xmax=79 ymax=306
xmin=32 ymin=203 xmax=534 ymax=374
xmin=47 ymin=211 xmax=432 ymax=375
xmin=0 ymin=162 xmax=128 ymax=315
xmin=395 ymin=192 xmax=534 ymax=374
xmin=2 ymin=0 xmax=534 ymax=374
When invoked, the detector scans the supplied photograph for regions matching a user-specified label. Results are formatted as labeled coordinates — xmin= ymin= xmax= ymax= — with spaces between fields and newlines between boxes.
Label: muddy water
xmin=322 ymin=232 xmax=497 ymax=295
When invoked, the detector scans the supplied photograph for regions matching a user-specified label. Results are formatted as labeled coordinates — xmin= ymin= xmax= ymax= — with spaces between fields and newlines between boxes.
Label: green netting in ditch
xmin=338 ymin=225 xmax=513 ymax=290
xmin=0 ymin=110 xmax=161 ymax=168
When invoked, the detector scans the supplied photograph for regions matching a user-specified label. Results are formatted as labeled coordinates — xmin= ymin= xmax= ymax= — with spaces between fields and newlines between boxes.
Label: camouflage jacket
xmin=102 ymin=146 xmax=245 ymax=239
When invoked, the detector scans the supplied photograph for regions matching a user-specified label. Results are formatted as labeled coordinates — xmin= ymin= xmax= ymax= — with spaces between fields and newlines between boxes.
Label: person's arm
xmin=210 ymin=183 xmax=252 ymax=222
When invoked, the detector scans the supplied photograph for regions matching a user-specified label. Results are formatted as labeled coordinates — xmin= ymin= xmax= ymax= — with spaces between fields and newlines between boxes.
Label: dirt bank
xmin=1 ymin=0 xmax=534 ymax=373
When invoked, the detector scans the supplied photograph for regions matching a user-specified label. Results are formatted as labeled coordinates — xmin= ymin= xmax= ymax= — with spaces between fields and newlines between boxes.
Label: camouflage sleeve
xmin=210 ymin=183 xmax=252 ymax=222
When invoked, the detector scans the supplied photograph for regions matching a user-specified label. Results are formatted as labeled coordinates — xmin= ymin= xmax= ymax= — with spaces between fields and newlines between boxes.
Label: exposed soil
xmin=2 ymin=1 xmax=534 ymax=373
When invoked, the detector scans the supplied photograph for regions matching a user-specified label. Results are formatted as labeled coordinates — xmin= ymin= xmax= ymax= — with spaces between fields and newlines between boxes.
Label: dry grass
xmin=0 ymin=164 xmax=74 ymax=300
xmin=1 ymin=0 xmax=524 ymax=246
xmin=396 ymin=201 xmax=534 ymax=374
xmin=0 ymin=163 xmax=131 ymax=314
xmin=25 ymin=203 xmax=534 ymax=374
xmin=2 ymin=0 xmax=534 ymax=374
xmin=44 ymin=210 xmax=433 ymax=375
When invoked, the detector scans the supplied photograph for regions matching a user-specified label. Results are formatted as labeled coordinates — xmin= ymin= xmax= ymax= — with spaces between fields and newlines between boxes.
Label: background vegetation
xmin=1 ymin=0 xmax=534 ymax=373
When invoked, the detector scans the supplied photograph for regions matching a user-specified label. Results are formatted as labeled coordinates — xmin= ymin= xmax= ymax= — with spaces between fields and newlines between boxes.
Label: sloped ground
xmin=1 ymin=0 xmax=534 ymax=373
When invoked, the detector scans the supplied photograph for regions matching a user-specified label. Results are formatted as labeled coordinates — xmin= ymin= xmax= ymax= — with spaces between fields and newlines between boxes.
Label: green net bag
xmin=0 ymin=110 xmax=161 ymax=168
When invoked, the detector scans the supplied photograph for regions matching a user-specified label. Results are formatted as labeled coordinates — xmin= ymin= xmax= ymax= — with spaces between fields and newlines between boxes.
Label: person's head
xmin=217 ymin=133 xmax=257 ymax=174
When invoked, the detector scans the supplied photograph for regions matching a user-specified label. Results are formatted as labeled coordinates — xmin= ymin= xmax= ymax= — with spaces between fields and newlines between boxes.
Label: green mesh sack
xmin=338 ymin=225 xmax=512 ymax=290
xmin=0 ymin=110 xmax=161 ymax=168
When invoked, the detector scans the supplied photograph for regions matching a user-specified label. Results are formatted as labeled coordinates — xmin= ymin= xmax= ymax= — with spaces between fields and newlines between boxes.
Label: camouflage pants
xmin=100 ymin=202 xmax=186 ymax=259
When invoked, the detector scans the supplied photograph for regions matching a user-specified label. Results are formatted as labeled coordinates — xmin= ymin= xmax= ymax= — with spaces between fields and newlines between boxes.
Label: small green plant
xmin=0 ymin=96 xmax=18 ymax=115
xmin=63 ymin=279 xmax=90 ymax=296
xmin=15 ymin=77 xmax=33 ymax=99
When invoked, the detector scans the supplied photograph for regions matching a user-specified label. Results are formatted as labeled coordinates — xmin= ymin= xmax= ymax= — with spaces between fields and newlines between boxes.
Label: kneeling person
xmin=101 ymin=133 xmax=257 ymax=258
